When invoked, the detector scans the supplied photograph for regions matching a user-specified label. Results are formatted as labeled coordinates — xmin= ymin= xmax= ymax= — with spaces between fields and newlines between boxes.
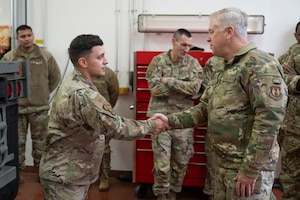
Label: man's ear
xmin=225 ymin=26 xmax=234 ymax=40
xmin=78 ymin=57 xmax=88 ymax=68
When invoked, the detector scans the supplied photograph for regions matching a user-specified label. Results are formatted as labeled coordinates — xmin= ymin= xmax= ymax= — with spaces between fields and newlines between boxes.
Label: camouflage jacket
xmin=167 ymin=42 xmax=288 ymax=179
xmin=1 ymin=44 xmax=61 ymax=113
xmin=281 ymin=43 xmax=300 ymax=135
xmin=39 ymin=69 xmax=155 ymax=185
xmin=146 ymin=50 xmax=203 ymax=116
xmin=278 ymin=43 xmax=299 ymax=65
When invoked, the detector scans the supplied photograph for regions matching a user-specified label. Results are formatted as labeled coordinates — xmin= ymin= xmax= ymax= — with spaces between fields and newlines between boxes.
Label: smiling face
xmin=171 ymin=34 xmax=192 ymax=62
xmin=79 ymin=45 xmax=108 ymax=81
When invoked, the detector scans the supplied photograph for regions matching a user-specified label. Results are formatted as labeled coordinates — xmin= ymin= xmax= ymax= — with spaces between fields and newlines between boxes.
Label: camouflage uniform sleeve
xmin=283 ymin=44 xmax=300 ymax=74
xmin=282 ymin=44 xmax=300 ymax=93
xmin=146 ymin=56 xmax=173 ymax=97
xmin=283 ymin=74 xmax=300 ymax=93
xmin=242 ymin=62 xmax=288 ymax=178
xmin=165 ymin=60 xmax=203 ymax=96
xmin=202 ymin=58 xmax=216 ymax=87
xmin=167 ymin=99 xmax=208 ymax=129
xmin=80 ymin=89 xmax=156 ymax=139
xmin=278 ymin=52 xmax=289 ymax=65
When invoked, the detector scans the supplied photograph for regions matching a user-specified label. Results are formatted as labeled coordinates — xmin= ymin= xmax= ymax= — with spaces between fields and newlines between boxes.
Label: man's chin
xmin=97 ymin=73 xmax=105 ymax=77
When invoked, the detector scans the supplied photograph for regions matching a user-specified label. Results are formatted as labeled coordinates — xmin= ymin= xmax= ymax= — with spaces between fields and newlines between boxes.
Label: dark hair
xmin=68 ymin=34 xmax=104 ymax=65
xmin=296 ymin=21 xmax=300 ymax=32
xmin=173 ymin=28 xmax=192 ymax=40
xmin=16 ymin=25 xmax=32 ymax=34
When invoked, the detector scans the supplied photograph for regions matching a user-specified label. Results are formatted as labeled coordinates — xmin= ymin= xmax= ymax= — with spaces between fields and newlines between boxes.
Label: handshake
xmin=149 ymin=113 xmax=170 ymax=134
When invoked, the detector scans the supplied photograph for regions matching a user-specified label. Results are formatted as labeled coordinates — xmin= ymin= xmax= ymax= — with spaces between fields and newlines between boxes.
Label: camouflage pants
xmin=18 ymin=110 xmax=49 ymax=169
xmin=40 ymin=178 xmax=90 ymax=200
xmin=99 ymin=139 xmax=111 ymax=178
xmin=151 ymin=128 xmax=194 ymax=195
xmin=203 ymin=131 xmax=215 ymax=197
xmin=279 ymin=130 xmax=300 ymax=200
xmin=214 ymin=167 xmax=275 ymax=200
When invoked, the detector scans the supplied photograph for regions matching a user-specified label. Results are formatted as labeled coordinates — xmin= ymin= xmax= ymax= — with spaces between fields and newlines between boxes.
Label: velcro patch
xmin=103 ymin=103 xmax=116 ymax=115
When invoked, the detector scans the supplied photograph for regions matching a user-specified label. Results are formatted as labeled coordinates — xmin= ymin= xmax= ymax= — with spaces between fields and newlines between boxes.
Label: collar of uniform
xmin=73 ymin=69 xmax=98 ymax=91
xmin=166 ymin=49 xmax=189 ymax=66
xmin=226 ymin=42 xmax=257 ymax=65
xmin=15 ymin=43 xmax=42 ymax=59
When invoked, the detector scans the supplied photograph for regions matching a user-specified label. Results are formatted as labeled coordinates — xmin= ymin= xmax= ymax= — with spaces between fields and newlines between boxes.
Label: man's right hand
xmin=151 ymin=113 xmax=170 ymax=134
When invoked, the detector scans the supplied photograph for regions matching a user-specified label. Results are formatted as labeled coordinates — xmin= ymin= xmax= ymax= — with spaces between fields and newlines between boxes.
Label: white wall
xmin=1 ymin=0 xmax=300 ymax=172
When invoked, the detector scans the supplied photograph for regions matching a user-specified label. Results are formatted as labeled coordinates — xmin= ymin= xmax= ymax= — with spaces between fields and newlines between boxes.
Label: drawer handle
xmin=194 ymin=135 xmax=205 ymax=138
xmin=194 ymin=141 xmax=205 ymax=144
xmin=136 ymin=149 xmax=153 ymax=152
xmin=194 ymin=152 xmax=206 ymax=155
xmin=138 ymin=137 xmax=151 ymax=141
xmin=137 ymin=66 xmax=148 ymax=69
xmin=137 ymin=111 xmax=147 ymax=114
xmin=188 ymin=162 xmax=206 ymax=166
xmin=137 ymin=88 xmax=149 ymax=91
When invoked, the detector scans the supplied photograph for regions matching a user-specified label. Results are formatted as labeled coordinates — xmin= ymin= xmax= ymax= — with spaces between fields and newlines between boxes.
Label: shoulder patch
xmin=269 ymin=86 xmax=282 ymax=100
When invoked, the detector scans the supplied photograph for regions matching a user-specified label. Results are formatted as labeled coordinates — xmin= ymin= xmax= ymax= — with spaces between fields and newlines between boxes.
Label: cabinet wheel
xmin=134 ymin=184 xmax=148 ymax=198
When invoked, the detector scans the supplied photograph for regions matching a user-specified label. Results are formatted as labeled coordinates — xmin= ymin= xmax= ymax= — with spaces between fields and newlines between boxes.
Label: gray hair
xmin=211 ymin=7 xmax=248 ymax=38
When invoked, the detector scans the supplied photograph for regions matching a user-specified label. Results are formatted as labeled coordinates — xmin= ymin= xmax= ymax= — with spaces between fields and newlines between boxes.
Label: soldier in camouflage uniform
xmin=151 ymin=8 xmax=300 ymax=200
xmin=278 ymin=22 xmax=300 ymax=66
xmin=201 ymin=56 xmax=223 ymax=200
xmin=38 ymin=34 xmax=167 ymax=200
xmin=1 ymin=25 xmax=61 ymax=183
xmin=92 ymin=67 xmax=119 ymax=191
xmin=278 ymin=21 xmax=300 ymax=200
xmin=146 ymin=29 xmax=203 ymax=200
xmin=278 ymin=52 xmax=290 ymax=66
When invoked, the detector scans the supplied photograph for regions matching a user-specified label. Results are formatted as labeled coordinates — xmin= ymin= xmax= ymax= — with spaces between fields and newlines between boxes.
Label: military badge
xmin=103 ymin=103 xmax=116 ymax=115
xmin=269 ymin=86 xmax=282 ymax=100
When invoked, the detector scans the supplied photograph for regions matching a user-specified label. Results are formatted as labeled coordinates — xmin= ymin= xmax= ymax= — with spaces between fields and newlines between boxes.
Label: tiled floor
xmin=14 ymin=168 xmax=283 ymax=200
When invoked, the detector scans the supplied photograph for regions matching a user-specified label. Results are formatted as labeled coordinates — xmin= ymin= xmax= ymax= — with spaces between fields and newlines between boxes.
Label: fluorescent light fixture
xmin=138 ymin=14 xmax=265 ymax=34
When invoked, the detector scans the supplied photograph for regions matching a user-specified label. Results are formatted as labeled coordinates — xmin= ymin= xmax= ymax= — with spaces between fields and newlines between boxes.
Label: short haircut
xmin=296 ymin=21 xmax=300 ymax=32
xmin=173 ymin=28 xmax=192 ymax=41
xmin=68 ymin=34 xmax=104 ymax=65
xmin=16 ymin=25 xmax=32 ymax=34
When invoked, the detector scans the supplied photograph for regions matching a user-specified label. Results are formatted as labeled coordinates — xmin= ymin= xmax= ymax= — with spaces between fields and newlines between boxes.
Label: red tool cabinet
xmin=133 ymin=51 xmax=213 ymax=198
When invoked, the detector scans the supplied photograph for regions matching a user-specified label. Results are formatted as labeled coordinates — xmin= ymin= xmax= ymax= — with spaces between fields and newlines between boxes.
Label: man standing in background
xmin=1 ymin=25 xmax=61 ymax=183
xmin=201 ymin=55 xmax=223 ymax=200
xmin=146 ymin=28 xmax=203 ymax=200
xmin=92 ymin=67 xmax=119 ymax=191
xmin=278 ymin=21 xmax=300 ymax=200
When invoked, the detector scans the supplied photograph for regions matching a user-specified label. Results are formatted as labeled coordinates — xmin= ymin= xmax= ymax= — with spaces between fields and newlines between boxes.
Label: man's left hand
xmin=233 ymin=171 xmax=257 ymax=198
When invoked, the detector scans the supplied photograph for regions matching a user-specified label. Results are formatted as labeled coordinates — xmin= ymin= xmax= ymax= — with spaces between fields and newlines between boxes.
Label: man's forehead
xmin=18 ymin=29 xmax=32 ymax=35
